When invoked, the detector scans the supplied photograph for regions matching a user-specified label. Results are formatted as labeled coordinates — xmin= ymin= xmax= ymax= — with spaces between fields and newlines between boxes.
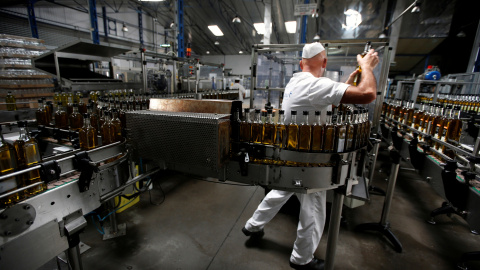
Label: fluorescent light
xmin=206 ymin=51 xmax=210 ymax=54
xmin=239 ymin=51 xmax=243 ymax=54
xmin=160 ymin=44 xmax=171 ymax=48
xmin=253 ymin=23 xmax=271 ymax=35
xmin=232 ymin=16 xmax=241 ymax=23
xmin=208 ymin=25 xmax=224 ymax=36
xmin=285 ymin=21 xmax=296 ymax=34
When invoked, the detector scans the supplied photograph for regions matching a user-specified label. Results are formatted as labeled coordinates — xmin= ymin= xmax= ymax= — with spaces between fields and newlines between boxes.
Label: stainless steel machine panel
xmin=127 ymin=111 xmax=230 ymax=171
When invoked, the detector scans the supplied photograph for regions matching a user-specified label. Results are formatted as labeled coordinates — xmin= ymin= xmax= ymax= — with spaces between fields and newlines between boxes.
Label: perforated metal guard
xmin=126 ymin=111 xmax=231 ymax=171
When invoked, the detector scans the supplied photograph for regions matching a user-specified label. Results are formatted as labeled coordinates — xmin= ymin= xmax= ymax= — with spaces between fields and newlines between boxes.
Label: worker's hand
xmin=357 ymin=49 xmax=379 ymax=72
xmin=345 ymin=69 xmax=360 ymax=85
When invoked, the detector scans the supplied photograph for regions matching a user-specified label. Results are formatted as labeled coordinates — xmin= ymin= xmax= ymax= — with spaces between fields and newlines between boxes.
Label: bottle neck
xmin=315 ymin=114 xmax=321 ymax=124
xmin=84 ymin=117 xmax=91 ymax=127
xmin=18 ymin=127 xmax=28 ymax=140
xmin=267 ymin=113 xmax=273 ymax=124
xmin=290 ymin=114 xmax=297 ymax=125
xmin=302 ymin=114 xmax=308 ymax=125
xmin=326 ymin=114 xmax=332 ymax=124
xmin=279 ymin=114 xmax=285 ymax=125
xmin=254 ymin=112 xmax=261 ymax=123
xmin=73 ymin=106 xmax=78 ymax=113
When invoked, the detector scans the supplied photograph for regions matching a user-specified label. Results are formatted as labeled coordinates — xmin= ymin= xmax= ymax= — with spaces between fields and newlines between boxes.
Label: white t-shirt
xmin=282 ymin=72 xmax=349 ymax=124
xmin=231 ymin=83 xmax=247 ymax=101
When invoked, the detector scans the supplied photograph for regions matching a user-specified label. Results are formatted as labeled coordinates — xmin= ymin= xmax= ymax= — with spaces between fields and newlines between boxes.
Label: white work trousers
xmin=245 ymin=189 xmax=327 ymax=265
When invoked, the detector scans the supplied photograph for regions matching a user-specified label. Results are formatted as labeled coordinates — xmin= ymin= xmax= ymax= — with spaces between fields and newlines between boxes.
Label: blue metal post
xmin=177 ymin=0 xmax=185 ymax=58
xmin=300 ymin=0 xmax=309 ymax=44
xmin=138 ymin=7 xmax=144 ymax=47
xmin=88 ymin=0 xmax=100 ymax=44
xmin=27 ymin=0 xmax=39 ymax=39
xmin=102 ymin=6 xmax=108 ymax=38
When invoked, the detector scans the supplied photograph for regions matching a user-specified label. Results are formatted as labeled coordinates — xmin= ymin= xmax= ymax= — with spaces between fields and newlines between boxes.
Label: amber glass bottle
xmin=101 ymin=112 xmax=115 ymax=145
xmin=323 ymin=111 xmax=335 ymax=152
xmin=240 ymin=108 xmax=252 ymax=142
xmin=13 ymin=121 xmax=45 ymax=196
xmin=311 ymin=111 xmax=324 ymax=152
xmin=352 ymin=41 xmax=371 ymax=86
xmin=335 ymin=112 xmax=347 ymax=152
xmin=251 ymin=109 xmax=263 ymax=144
xmin=345 ymin=111 xmax=355 ymax=151
xmin=262 ymin=109 xmax=275 ymax=145
xmin=111 ymin=109 xmax=123 ymax=142
xmin=274 ymin=110 xmax=286 ymax=148
xmin=1 ymin=125 xmax=20 ymax=206
xmin=5 ymin=91 xmax=16 ymax=111
xmin=69 ymin=104 xmax=84 ymax=131
xmin=413 ymin=102 xmax=425 ymax=129
xmin=79 ymin=113 xmax=98 ymax=150
xmin=287 ymin=110 xmax=299 ymax=151
xmin=87 ymin=104 xmax=99 ymax=132
xmin=298 ymin=111 xmax=312 ymax=152
xmin=36 ymin=99 xmax=48 ymax=126
xmin=55 ymin=102 xmax=68 ymax=130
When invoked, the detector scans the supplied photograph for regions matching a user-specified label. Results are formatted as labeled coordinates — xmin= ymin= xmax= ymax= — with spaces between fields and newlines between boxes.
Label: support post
xmin=300 ymin=0 xmax=309 ymax=44
xmin=102 ymin=6 xmax=108 ymax=38
xmin=88 ymin=0 xmax=100 ymax=45
xmin=26 ymin=0 xmax=39 ymax=39
xmin=138 ymin=7 xmax=144 ymax=47
xmin=177 ymin=0 xmax=185 ymax=58
xmin=324 ymin=190 xmax=345 ymax=270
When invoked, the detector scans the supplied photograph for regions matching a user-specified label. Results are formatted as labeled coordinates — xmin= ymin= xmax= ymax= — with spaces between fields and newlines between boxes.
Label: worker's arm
xmin=340 ymin=49 xmax=379 ymax=104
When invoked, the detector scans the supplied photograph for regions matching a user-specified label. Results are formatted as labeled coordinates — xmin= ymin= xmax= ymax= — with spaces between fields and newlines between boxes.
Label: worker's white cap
xmin=302 ymin=43 xmax=325 ymax=59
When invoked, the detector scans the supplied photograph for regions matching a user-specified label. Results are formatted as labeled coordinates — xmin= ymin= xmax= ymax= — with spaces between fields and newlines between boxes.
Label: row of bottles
xmin=417 ymin=94 xmax=480 ymax=113
xmin=233 ymin=108 xmax=371 ymax=153
xmin=383 ymin=99 xmax=463 ymax=159
xmin=0 ymin=122 xmax=46 ymax=207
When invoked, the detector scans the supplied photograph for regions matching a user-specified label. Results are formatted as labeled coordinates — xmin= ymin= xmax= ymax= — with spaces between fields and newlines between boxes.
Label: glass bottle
xmin=99 ymin=106 xmax=107 ymax=128
xmin=352 ymin=110 xmax=360 ymax=150
xmin=335 ymin=112 xmax=347 ymax=152
xmin=413 ymin=102 xmax=425 ymax=129
xmin=420 ymin=103 xmax=433 ymax=135
xmin=45 ymin=101 xmax=53 ymax=125
xmin=78 ymin=93 xmax=87 ymax=114
xmin=66 ymin=92 xmax=74 ymax=117
xmin=69 ymin=103 xmax=84 ymax=131
xmin=61 ymin=91 xmax=68 ymax=106
xmin=87 ymin=104 xmax=99 ymax=132
xmin=430 ymin=104 xmax=443 ymax=137
xmin=0 ymin=125 xmax=20 ymax=206
xmin=435 ymin=105 xmax=451 ymax=149
xmin=5 ymin=91 xmax=16 ymax=111
xmin=345 ymin=111 xmax=355 ymax=151
xmin=262 ymin=109 xmax=275 ymax=145
xmin=274 ymin=110 xmax=286 ymax=148
xmin=13 ymin=121 xmax=45 ymax=196
xmin=251 ymin=109 xmax=263 ymax=144
xmin=405 ymin=101 xmax=415 ymax=127
xmin=79 ymin=113 xmax=98 ymax=150
xmin=352 ymin=41 xmax=371 ymax=86
xmin=364 ymin=108 xmax=371 ymax=144
xmin=323 ymin=111 xmax=336 ymax=152
xmin=111 ymin=109 xmax=123 ymax=142
xmin=311 ymin=111 xmax=324 ymax=152
xmin=287 ymin=110 xmax=299 ymax=151
xmin=445 ymin=106 xmax=462 ymax=143
xmin=36 ymin=99 xmax=48 ymax=126
xmin=54 ymin=101 xmax=68 ymax=129
xmin=298 ymin=111 xmax=312 ymax=152
xmin=240 ymin=108 xmax=252 ymax=142
xmin=101 ymin=112 xmax=115 ymax=145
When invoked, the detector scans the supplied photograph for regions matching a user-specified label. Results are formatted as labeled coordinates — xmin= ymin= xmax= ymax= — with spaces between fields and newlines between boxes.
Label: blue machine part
xmin=425 ymin=70 xmax=441 ymax=80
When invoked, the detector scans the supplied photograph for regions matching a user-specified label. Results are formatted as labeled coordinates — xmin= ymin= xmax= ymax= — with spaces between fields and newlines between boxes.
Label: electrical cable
xmin=148 ymin=181 xmax=166 ymax=206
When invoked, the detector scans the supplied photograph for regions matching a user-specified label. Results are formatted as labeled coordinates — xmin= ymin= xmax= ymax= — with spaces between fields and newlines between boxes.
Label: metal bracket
xmin=0 ymin=203 xmax=36 ymax=237
xmin=73 ymin=152 xmax=98 ymax=192
xmin=238 ymin=150 xmax=249 ymax=176
xmin=39 ymin=160 xmax=61 ymax=184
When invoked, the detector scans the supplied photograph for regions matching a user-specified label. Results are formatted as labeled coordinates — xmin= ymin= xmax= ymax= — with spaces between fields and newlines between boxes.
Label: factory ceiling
xmin=1 ymin=0 xmax=475 ymax=75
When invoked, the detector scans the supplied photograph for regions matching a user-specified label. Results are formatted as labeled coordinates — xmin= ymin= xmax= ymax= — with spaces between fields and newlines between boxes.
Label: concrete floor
xmin=39 ymin=146 xmax=480 ymax=270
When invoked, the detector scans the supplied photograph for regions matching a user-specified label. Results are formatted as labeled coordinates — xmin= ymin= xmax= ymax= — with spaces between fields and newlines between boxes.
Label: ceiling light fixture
xmin=214 ymin=41 xmax=220 ymax=45
xmin=313 ymin=34 xmax=321 ymax=42
xmin=169 ymin=21 xmax=175 ymax=28
xmin=342 ymin=9 xmax=362 ymax=30
xmin=206 ymin=51 xmax=210 ymax=54
xmin=122 ymin=23 xmax=128 ymax=32
xmin=253 ymin=23 xmax=271 ymax=35
xmin=285 ymin=21 xmax=297 ymax=34
xmin=239 ymin=51 xmax=243 ymax=54
xmin=208 ymin=25 xmax=224 ymax=36
xmin=311 ymin=9 xmax=319 ymax=18
xmin=232 ymin=16 xmax=241 ymax=24
xmin=160 ymin=44 xmax=171 ymax=48
xmin=457 ymin=31 xmax=466 ymax=38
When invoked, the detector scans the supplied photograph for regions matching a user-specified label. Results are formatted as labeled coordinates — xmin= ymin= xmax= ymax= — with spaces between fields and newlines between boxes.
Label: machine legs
xmin=368 ymin=140 xmax=386 ymax=196
xmin=356 ymin=150 xmax=403 ymax=253
xmin=325 ymin=190 xmax=345 ymax=270
xmin=66 ymin=242 xmax=83 ymax=270
xmin=103 ymin=198 xmax=127 ymax=240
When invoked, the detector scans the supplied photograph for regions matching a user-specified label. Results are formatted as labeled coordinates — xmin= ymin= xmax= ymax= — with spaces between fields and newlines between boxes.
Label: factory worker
xmin=231 ymin=78 xmax=247 ymax=101
xmin=242 ymin=42 xmax=379 ymax=270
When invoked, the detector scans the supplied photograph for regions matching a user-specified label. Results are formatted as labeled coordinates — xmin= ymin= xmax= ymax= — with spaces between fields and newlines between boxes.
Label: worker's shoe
xmin=289 ymin=258 xmax=325 ymax=270
xmin=242 ymin=227 xmax=264 ymax=238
